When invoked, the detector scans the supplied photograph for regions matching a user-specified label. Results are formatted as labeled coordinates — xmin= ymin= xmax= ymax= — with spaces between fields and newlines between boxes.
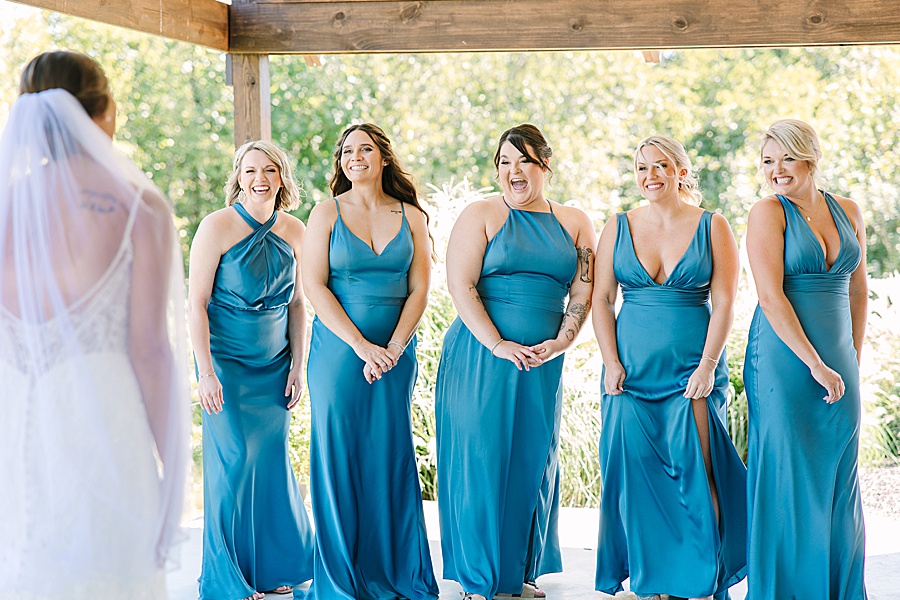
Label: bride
xmin=0 ymin=51 xmax=189 ymax=599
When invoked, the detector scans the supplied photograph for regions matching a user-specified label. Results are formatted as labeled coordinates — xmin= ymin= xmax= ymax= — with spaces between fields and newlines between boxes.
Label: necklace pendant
xmin=807 ymin=216 xmax=812 ymax=221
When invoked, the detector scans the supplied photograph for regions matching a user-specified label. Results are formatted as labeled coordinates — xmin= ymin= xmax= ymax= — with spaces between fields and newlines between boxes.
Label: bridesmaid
xmin=593 ymin=136 xmax=746 ymax=600
xmin=744 ymin=119 xmax=868 ymax=598
xmin=436 ymin=124 xmax=597 ymax=600
xmin=302 ymin=123 xmax=438 ymax=600
xmin=189 ymin=140 xmax=314 ymax=600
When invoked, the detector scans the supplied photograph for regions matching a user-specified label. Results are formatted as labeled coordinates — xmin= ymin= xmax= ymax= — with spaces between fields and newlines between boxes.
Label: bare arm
xmin=281 ymin=215 xmax=308 ymax=409
xmin=446 ymin=201 xmax=541 ymax=370
xmin=532 ymin=207 xmax=598 ymax=363
xmin=684 ymin=213 xmax=739 ymax=399
xmin=591 ymin=216 xmax=625 ymax=395
xmin=383 ymin=208 xmax=432 ymax=356
xmin=129 ymin=190 xmax=178 ymax=459
xmin=842 ymin=198 xmax=868 ymax=363
xmin=301 ymin=201 xmax=396 ymax=382
xmin=746 ymin=198 xmax=845 ymax=403
xmin=187 ymin=212 xmax=226 ymax=414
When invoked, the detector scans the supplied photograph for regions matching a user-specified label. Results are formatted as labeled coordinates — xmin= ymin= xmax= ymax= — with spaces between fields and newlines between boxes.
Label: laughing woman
xmin=593 ymin=136 xmax=747 ymax=600
xmin=436 ymin=124 xmax=597 ymax=600
xmin=189 ymin=141 xmax=314 ymax=600
xmin=302 ymin=123 xmax=438 ymax=600
xmin=744 ymin=119 xmax=868 ymax=598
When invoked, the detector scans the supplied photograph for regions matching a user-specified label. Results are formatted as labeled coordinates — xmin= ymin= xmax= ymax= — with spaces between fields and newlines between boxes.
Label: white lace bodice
xmin=0 ymin=229 xmax=133 ymax=378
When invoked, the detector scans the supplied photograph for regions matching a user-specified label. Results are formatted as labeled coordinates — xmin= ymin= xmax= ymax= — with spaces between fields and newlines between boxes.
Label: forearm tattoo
xmin=576 ymin=246 xmax=593 ymax=283
xmin=558 ymin=301 xmax=590 ymax=341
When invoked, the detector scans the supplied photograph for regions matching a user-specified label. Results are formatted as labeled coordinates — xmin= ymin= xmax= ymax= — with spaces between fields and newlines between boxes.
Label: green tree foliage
xmin=3 ymin=5 xmax=899 ymax=275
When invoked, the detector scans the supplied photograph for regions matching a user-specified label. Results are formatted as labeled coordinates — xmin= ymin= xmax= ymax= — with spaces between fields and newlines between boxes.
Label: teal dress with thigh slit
xmin=744 ymin=192 xmax=866 ymax=599
xmin=199 ymin=202 xmax=314 ymax=600
xmin=595 ymin=211 xmax=747 ymax=599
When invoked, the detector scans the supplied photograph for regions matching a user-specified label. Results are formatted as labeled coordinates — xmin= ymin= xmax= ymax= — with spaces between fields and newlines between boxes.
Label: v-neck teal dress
xmin=199 ymin=203 xmax=314 ymax=599
xmin=436 ymin=201 xmax=576 ymax=598
xmin=305 ymin=198 xmax=438 ymax=600
xmin=744 ymin=192 xmax=866 ymax=599
xmin=595 ymin=211 xmax=747 ymax=599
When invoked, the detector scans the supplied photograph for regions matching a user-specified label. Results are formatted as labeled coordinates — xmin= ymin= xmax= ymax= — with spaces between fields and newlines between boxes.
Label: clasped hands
xmin=355 ymin=340 xmax=403 ymax=384
xmin=492 ymin=338 xmax=565 ymax=371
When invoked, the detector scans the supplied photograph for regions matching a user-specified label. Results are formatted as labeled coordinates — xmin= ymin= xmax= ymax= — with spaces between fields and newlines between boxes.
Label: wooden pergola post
xmin=229 ymin=0 xmax=271 ymax=148
xmin=228 ymin=53 xmax=272 ymax=147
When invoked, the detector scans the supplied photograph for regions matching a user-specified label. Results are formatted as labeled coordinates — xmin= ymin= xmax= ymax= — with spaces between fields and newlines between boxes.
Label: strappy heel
xmin=521 ymin=581 xmax=546 ymax=598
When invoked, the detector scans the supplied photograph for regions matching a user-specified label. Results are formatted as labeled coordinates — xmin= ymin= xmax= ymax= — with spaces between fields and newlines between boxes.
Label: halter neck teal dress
xmin=595 ymin=211 xmax=747 ymax=599
xmin=744 ymin=192 xmax=866 ymax=599
xmin=305 ymin=198 xmax=438 ymax=600
xmin=436 ymin=200 xmax=576 ymax=598
xmin=199 ymin=203 xmax=314 ymax=599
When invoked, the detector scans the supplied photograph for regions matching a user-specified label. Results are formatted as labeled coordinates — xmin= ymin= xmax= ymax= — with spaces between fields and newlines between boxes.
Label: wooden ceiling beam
xmin=229 ymin=0 xmax=900 ymax=54
xmin=7 ymin=0 xmax=229 ymax=51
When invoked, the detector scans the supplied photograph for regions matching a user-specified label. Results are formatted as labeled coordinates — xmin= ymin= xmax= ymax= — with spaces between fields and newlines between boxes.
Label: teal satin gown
xmin=436 ymin=200 xmax=576 ymax=598
xmin=199 ymin=203 xmax=314 ymax=599
xmin=744 ymin=192 xmax=866 ymax=599
xmin=595 ymin=211 xmax=747 ymax=599
xmin=304 ymin=199 xmax=438 ymax=600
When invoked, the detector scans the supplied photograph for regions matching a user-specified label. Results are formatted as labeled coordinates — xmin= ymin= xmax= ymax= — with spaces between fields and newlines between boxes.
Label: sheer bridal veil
xmin=0 ymin=88 xmax=189 ymax=591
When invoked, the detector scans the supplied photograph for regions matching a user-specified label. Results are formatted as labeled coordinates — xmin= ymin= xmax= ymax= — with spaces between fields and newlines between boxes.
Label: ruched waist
xmin=208 ymin=299 xmax=289 ymax=312
xmin=783 ymin=273 xmax=850 ymax=295
xmin=333 ymin=293 xmax=406 ymax=306
xmin=621 ymin=286 xmax=710 ymax=307
xmin=477 ymin=276 xmax=567 ymax=313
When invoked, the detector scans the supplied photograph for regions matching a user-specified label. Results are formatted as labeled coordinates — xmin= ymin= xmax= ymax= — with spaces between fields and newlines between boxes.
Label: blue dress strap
xmin=333 ymin=197 xmax=342 ymax=216
xmin=233 ymin=202 xmax=276 ymax=233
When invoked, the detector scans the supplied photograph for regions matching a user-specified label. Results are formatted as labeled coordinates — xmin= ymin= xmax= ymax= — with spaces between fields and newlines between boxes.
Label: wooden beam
xmin=7 ymin=0 xmax=228 ymax=51
xmin=230 ymin=54 xmax=272 ymax=147
xmin=230 ymin=0 xmax=900 ymax=54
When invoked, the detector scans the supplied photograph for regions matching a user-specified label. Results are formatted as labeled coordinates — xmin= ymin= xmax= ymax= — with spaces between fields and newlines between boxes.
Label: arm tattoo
xmin=566 ymin=301 xmax=590 ymax=331
xmin=576 ymin=246 xmax=593 ymax=283
xmin=559 ymin=301 xmax=589 ymax=341
xmin=468 ymin=285 xmax=483 ymax=305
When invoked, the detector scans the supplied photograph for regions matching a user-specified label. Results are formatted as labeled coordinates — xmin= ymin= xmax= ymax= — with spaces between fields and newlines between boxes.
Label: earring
xmin=383 ymin=161 xmax=388 ymax=166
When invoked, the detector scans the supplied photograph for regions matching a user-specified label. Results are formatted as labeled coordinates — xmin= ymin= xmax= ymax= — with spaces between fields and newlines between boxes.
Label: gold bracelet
xmin=490 ymin=339 xmax=505 ymax=356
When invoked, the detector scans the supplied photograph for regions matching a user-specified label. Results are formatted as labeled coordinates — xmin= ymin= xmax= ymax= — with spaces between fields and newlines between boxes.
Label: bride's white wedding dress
xmin=0 ymin=211 xmax=167 ymax=599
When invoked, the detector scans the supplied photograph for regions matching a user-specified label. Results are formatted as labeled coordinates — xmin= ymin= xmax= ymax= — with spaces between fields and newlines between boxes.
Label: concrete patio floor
xmin=165 ymin=502 xmax=900 ymax=600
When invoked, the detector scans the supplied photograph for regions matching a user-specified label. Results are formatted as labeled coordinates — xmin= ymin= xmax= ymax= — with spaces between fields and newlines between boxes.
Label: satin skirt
xmin=304 ymin=298 xmax=438 ymax=600
xmin=200 ymin=304 xmax=314 ymax=600
xmin=436 ymin=296 xmax=565 ymax=598
xmin=744 ymin=276 xmax=866 ymax=600
xmin=596 ymin=300 xmax=747 ymax=599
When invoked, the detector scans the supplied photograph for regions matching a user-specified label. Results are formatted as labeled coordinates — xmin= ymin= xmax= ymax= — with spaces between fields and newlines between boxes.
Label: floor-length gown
xmin=305 ymin=199 xmax=438 ymax=600
xmin=595 ymin=211 xmax=747 ymax=599
xmin=436 ymin=200 xmax=576 ymax=598
xmin=199 ymin=203 xmax=314 ymax=599
xmin=744 ymin=192 xmax=866 ymax=600
xmin=1 ymin=205 xmax=168 ymax=600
